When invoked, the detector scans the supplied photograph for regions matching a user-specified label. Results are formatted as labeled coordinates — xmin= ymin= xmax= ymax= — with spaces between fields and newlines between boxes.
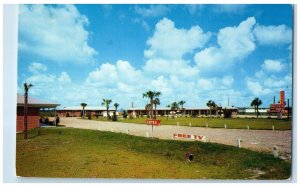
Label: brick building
xmin=16 ymin=94 xmax=59 ymax=133
xmin=57 ymin=106 xmax=117 ymax=117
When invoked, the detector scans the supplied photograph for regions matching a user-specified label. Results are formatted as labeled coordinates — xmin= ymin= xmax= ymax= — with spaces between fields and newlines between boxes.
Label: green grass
xmin=16 ymin=128 xmax=291 ymax=179
xmin=91 ymin=116 xmax=292 ymax=130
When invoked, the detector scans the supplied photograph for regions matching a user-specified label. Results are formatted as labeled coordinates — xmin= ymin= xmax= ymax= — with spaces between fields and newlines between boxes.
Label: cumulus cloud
xmin=145 ymin=18 xmax=211 ymax=59
xmin=246 ymin=80 xmax=271 ymax=96
xmin=86 ymin=63 xmax=118 ymax=86
xmin=143 ymin=18 xmax=210 ymax=78
xmin=253 ymin=24 xmax=292 ymax=45
xmin=134 ymin=5 xmax=170 ymax=17
xmin=58 ymin=72 xmax=71 ymax=83
xmin=194 ymin=17 xmax=256 ymax=71
xmin=28 ymin=62 xmax=48 ymax=74
xmin=261 ymin=59 xmax=285 ymax=72
xmin=19 ymin=5 xmax=97 ymax=64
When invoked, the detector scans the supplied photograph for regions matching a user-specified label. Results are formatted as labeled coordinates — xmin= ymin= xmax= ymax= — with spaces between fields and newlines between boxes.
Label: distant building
xmin=16 ymin=94 xmax=60 ymax=132
xmin=127 ymin=107 xmax=238 ymax=117
xmin=57 ymin=106 xmax=117 ymax=117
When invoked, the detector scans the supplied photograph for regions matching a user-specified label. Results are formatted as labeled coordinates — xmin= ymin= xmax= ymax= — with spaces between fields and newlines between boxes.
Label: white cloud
xmin=253 ymin=24 xmax=292 ymax=45
xmin=246 ymin=80 xmax=271 ymax=96
xmin=197 ymin=79 xmax=214 ymax=91
xmin=19 ymin=5 xmax=97 ymax=64
xmin=28 ymin=62 xmax=48 ymax=74
xmin=195 ymin=17 xmax=256 ymax=71
xmin=143 ymin=18 xmax=210 ymax=78
xmin=145 ymin=18 xmax=211 ymax=59
xmin=222 ymin=76 xmax=234 ymax=87
xmin=134 ymin=5 xmax=170 ymax=17
xmin=86 ymin=63 xmax=118 ymax=85
xmin=143 ymin=59 xmax=198 ymax=78
xmin=217 ymin=17 xmax=256 ymax=58
xmin=262 ymin=59 xmax=285 ymax=72
xmin=58 ymin=72 xmax=71 ymax=83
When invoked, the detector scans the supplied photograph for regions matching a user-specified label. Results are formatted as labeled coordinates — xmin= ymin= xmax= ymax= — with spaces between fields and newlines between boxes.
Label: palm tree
xmin=80 ymin=103 xmax=87 ymax=118
xmin=153 ymin=98 xmax=160 ymax=119
xmin=251 ymin=98 xmax=262 ymax=118
xmin=102 ymin=99 xmax=112 ymax=119
xmin=114 ymin=103 xmax=119 ymax=111
xmin=167 ymin=102 xmax=179 ymax=111
xmin=178 ymin=100 xmax=186 ymax=115
xmin=145 ymin=103 xmax=151 ymax=117
xmin=206 ymin=100 xmax=217 ymax=117
xmin=23 ymin=82 xmax=33 ymax=139
xmin=142 ymin=91 xmax=161 ymax=119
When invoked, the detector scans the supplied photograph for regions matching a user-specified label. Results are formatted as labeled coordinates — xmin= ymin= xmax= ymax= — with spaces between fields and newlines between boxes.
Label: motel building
xmin=16 ymin=94 xmax=60 ymax=133
xmin=126 ymin=107 xmax=238 ymax=117
xmin=57 ymin=106 xmax=118 ymax=117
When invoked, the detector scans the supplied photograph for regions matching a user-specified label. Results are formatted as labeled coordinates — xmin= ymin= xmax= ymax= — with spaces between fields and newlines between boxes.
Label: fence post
xmin=273 ymin=145 xmax=279 ymax=158
xmin=237 ymin=139 xmax=242 ymax=148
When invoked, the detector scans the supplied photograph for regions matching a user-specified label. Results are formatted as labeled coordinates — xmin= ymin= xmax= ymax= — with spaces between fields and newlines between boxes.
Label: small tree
xmin=80 ymin=103 xmax=87 ymax=118
xmin=102 ymin=99 xmax=112 ymax=119
xmin=153 ymin=98 xmax=160 ymax=119
xmin=114 ymin=103 xmax=119 ymax=111
xmin=178 ymin=100 xmax=186 ymax=115
xmin=145 ymin=103 xmax=151 ymax=118
xmin=206 ymin=100 xmax=217 ymax=117
xmin=251 ymin=98 xmax=262 ymax=118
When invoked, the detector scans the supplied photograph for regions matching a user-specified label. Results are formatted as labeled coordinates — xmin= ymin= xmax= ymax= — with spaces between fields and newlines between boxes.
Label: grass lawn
xmin=16 ymin=128 xmax=291 ymax=179
xmin=91 ymin=116 xmax=292 ymax=130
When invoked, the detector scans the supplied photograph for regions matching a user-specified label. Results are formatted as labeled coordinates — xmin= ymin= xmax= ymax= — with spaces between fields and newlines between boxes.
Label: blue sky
xmin=17 ymin=4 xmax=293 ymax=109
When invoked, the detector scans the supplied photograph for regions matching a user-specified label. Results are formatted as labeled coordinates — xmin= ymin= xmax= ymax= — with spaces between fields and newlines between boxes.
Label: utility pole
xmin=227 ymin=97 xmax=229 ymax=107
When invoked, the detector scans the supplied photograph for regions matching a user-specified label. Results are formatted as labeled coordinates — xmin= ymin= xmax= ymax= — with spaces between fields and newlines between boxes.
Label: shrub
xmin=122 ymin=111 xmax=128 ymax=118
xmin=44 ymin=117 xmax=49 ymax=124
xmin=223 ymin=109 xmax=232 ymax=118
xmin=87 ymin=113 xmax=92 ymax=120
xmin=66 ymin=113 xmax=70 ymax=117
xmin=112 ymin=112 xmax=118 ymax=121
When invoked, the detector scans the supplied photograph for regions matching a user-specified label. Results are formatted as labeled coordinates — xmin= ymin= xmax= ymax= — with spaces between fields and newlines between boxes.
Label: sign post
xmin=146 ymin=119 xmax=161 ymax=138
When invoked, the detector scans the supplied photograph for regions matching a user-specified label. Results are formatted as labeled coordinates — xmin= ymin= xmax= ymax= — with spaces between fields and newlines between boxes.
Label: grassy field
xmin=91 ymin=116 xmax=292 ymax=130
xmin=16 ymin=128 xmax=291 ymax=179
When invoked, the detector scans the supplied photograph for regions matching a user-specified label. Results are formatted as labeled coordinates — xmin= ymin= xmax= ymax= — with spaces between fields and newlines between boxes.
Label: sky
xmin=17 ymin=4 xmax=293 ymax=109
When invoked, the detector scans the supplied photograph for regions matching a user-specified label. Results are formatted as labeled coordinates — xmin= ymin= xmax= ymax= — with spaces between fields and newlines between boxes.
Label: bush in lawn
xmin=44 ymin=117 xmax=49 ymax=124
xmin=129 ymin=113 xmax=134 ymax=119
xmin=122 ymin=111 xmax=128 ymax=118
xmin=112 ymin=112 xmax=117 ymax=121
xmin=66 ymin=113 xmax=70 ymax=117
xmin=87 ymin=112 xmax=92 ymax=120
xmin=223 ymin=109 xmax=232 ymax=118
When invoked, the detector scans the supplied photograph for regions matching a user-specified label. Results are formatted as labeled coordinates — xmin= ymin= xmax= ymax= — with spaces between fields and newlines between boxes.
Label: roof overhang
xmin=17 ymin=103 xmax=60 ymax=108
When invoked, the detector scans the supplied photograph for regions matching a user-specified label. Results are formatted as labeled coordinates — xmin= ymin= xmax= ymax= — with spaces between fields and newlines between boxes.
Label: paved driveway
xmin=60 ymin=117 xmax=292 ymax=157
